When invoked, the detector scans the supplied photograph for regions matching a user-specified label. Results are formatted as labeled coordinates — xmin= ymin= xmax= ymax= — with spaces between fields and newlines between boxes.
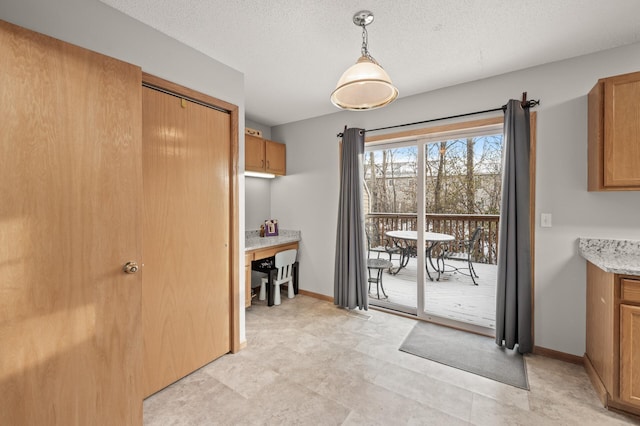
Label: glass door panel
xmin=421 ymin=132 xmax=503 ymax=334
xmin=364 ymin=144 xmax=418 ymax=313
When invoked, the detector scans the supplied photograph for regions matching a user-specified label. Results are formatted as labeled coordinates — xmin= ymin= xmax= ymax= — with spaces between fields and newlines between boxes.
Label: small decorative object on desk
xmin=264 ymin=219 xmax=279 ymax=236
xmin=259 ymin=224 xmax=265 ymax=237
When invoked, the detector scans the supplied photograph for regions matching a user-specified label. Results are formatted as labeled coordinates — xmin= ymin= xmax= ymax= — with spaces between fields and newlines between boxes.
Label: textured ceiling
xmin=100 ymin=0 xmax=640 ymax=126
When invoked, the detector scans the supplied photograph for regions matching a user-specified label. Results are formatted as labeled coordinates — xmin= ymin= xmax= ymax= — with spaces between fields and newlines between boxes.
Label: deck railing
xmin=366 ymin=213 xmax=500 ymax=264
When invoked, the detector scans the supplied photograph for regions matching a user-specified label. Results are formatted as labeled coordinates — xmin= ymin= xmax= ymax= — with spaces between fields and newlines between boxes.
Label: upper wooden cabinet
xmin=588 ymin=71 xmax=640 ymax=191
xmin=245 ymin=134 xmax=286 ymax=175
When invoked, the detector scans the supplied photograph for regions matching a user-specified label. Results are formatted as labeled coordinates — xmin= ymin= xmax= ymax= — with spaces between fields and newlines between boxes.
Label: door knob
xmin=123 ymin=261 xmax=139 ymax=274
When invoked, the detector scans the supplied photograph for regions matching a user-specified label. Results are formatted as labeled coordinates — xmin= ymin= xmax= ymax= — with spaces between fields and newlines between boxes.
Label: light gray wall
xmin=1 ymin=0 xmax=249 ymax=341
xmin=244 ymin=119 xmax=272 ymax=230
xmin=245 ymin=178 xmax=271 ymax=230
xmin=271 ymin=43 xmax=640 ymax=356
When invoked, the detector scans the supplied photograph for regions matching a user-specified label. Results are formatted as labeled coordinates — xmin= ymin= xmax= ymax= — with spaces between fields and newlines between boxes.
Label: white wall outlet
xmin=541 ymin=213 xmax=553 ymax=228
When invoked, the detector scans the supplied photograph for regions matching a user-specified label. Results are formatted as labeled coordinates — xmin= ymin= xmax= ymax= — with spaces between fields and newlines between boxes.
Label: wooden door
xmin=265 ymin=140 xmax=286 ymax=175
xmin=245 ymin=134 xmax=266 ymax=171
xmin=0 ymin=20 xmax=143 ymax=425
xmin=142 ymin=86 xmax=231 ymax=397
xmin=620 ymin=304 xmax=640 ymax=407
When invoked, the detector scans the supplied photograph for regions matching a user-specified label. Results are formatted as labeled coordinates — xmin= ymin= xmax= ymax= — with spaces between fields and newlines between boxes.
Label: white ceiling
xmin=100 ymin=0 xmax=640 ymax=127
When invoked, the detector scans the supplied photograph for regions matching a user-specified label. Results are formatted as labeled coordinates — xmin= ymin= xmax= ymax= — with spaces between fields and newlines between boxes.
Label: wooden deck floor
xmin=369 ymin=256 xmax=497 ymax=330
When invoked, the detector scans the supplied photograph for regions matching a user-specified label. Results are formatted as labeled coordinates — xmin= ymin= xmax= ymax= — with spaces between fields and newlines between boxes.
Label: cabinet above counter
xmin=588 ymin=71 xmax=640 ymax=191
xmin=245 ymin=134 xmax=286 ymax=176
xmin=578 ymin=238 xmax=640 ymax=276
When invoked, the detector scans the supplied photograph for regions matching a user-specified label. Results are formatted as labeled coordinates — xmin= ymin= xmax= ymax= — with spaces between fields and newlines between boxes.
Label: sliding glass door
xmin=365 ymin=122 xmax=503 ymax=335
xmin=421 ymin=128 xmax=503 ymax=335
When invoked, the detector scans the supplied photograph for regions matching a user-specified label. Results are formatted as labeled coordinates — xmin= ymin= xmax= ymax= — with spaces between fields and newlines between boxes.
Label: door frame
xmin=141 ymin=73 xmax=241 ymax=352
xmin=365 ymin=114 xmax=537 ymax=341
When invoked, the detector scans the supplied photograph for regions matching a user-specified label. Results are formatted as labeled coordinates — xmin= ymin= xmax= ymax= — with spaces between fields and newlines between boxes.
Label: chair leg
xmin=259 ymin=279 xmax=266 ymax=300
xmin=274 ymin=283 xmax=281 ymax=305
xmin=468 ymin=258 xmax=479 ymax=285
xmin=287 ymin=279 xmax=295 ymax=299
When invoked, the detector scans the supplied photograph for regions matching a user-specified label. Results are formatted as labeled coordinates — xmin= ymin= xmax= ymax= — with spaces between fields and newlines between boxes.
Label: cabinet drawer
xmin=622 ymin=278 xmax=640 ymax=304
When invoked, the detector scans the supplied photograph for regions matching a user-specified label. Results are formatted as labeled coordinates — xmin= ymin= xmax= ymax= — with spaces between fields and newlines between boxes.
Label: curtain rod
xmin=337 ymin=92 xmax=540 ymax=138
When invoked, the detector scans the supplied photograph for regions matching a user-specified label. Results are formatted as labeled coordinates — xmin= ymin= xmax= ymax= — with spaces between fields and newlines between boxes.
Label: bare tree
xmin=365 ymin=134 xmax=503 ymax=216
xmin=465 ymin=137 xmax=475 ymax=213
xmin=434 ymin=141 xmax=447 ymax=213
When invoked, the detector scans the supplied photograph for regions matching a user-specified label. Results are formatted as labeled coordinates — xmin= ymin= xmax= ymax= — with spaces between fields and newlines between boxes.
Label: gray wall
xmin=245 ymin=178 xmax=271 ymax=230
xmin=1 ymin=0 xmax=249 ymax=341
xmin=244 ymin=119 xmax=272 ymax=230
xmin=271 ymin=43 xmax=640 ymax=356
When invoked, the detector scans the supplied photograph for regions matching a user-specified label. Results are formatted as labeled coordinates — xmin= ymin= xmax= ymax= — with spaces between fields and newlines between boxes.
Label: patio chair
xmin=365 ymin=223 xmax=401 ymax=264
xmin=443 ymin=227 xmax=483 ymax=285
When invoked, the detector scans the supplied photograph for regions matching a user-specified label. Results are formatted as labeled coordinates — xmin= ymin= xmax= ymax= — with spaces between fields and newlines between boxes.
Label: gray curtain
xmin=495 ymin=100 xmax=532 ymax=353
xmin=334 ymin=128 xmax=368 ymax=310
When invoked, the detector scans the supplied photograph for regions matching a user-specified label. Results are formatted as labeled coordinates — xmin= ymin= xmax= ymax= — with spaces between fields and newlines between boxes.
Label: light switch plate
xmin=541 ymin=213 xmax=552 ymax=228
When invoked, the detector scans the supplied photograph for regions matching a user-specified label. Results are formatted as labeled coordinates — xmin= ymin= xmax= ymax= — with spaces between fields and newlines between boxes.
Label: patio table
xmin=385 ymin=230 xmax=455 ymax=281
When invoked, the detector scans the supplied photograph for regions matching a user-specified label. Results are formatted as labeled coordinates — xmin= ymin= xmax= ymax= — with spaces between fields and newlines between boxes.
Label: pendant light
xmin=331 ymin=10 xmax=398 ymax=110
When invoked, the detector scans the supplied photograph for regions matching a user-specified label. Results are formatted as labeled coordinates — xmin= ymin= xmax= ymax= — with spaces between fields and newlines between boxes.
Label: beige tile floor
xmin=144 ymin=295 xmax=639 ymax=425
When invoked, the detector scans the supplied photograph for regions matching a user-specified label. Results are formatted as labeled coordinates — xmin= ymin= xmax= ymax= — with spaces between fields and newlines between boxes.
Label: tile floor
xmin=144 ymin=295 xmax=639 ymax=425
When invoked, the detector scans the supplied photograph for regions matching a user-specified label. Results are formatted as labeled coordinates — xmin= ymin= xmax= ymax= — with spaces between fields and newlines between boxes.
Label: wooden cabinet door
xmin=0 ymin=21 xmax=143 ymax=425
xmin=603 ymin=73 xmax=640 ymax=188
xmin=586 ymin=262 xmax=617 ymax=393
xmin=245 ymin=134 xmax=266 ymax=171
xmin=142 ymin=86 xmax=231 ymax=397
xmin=620 ymin=304 xmax=640 ymax=407
xmin=265 ymin=140 xmax=286 ymax=175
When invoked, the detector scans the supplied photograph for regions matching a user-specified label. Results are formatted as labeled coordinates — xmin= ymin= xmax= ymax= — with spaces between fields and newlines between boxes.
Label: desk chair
xmin=259 ymin=249 xmax=297 ymax=305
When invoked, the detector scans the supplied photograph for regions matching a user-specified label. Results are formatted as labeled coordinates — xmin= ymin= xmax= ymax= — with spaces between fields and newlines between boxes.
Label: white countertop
xmin=245 ymin=229 xmax=301 ymax=251
xmin=578 ymin=238 xmax=640 ymax=276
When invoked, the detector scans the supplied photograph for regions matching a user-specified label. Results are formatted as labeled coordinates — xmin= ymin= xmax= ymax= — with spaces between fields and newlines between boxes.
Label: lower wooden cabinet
xmin=245 ymin=242 xmax=299 ymax=308
xmin=620 ymin=301 xmax=640 ymax=407
xmin=585 ymin=263 xmax=640 ymax=416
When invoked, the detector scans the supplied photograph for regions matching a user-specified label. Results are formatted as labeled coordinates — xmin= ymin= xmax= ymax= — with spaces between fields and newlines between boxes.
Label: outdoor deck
xmin=369 ymin=255 xmax=497 ymax=330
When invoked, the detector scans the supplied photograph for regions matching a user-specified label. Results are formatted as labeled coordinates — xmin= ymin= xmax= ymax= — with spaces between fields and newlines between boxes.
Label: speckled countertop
xmin=578 ymin=238 xmax=640 ymax=276
xmin=245 ymin=229 xmax=301 ymax=251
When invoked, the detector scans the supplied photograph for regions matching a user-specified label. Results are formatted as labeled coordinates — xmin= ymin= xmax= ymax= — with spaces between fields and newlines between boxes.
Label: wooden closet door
xmin=0 ymin=20 xmax=143 ymax=425
xmin=142 ymin=87 xmax=231 ymax=397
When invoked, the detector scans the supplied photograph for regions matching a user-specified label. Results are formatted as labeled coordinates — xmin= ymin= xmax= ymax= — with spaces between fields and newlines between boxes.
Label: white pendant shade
xmin=331 ymin=56 xmax=398 ymax=110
